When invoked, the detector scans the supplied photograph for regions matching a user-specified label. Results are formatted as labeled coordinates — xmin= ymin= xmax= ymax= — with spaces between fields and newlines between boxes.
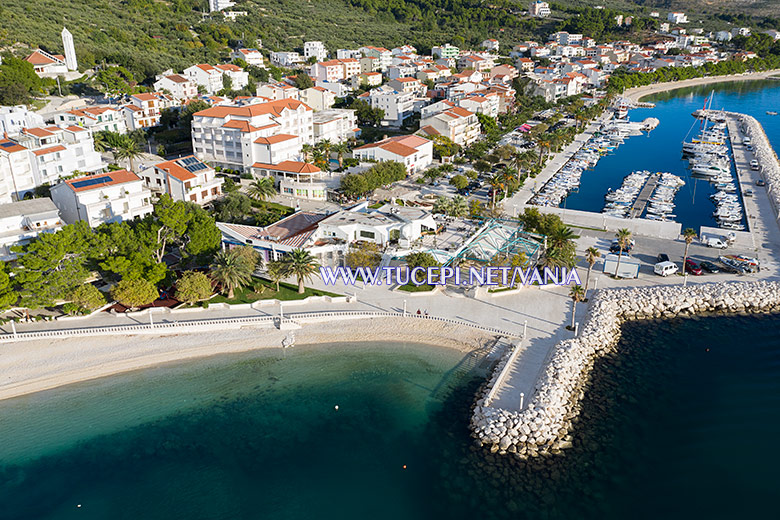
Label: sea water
xmin=562 ymin=79 xmax=780 ymax=230
xmin=1 ymin=313 xmax=780 ymax=519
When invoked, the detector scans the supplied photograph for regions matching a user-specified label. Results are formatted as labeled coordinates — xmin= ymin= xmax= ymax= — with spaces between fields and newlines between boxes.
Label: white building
xmin=419 ymin=104 xmax=480 ymax=146
xmin=365 ymin=86 xmax=416 ymax=127
xmin=353 ymin=134 xmax=433 ymax=173
xmin=732 ymin=27 xmax=751 ymax=38
xmin=24 ymin=50 xmax=68 ymax=77
xmin=61 ymin=27 xmax=78 ymax=71
xmin=231 ymin=48 xmax=265 ymax=68
xmin=299 ymin=86 xmax=337 ymax=112
xmin=318 ymin=203 xmax=436 ymax=246
xmin=359 ymin=46 xmax=393 ymax=72
xmin=55 ymin=106 xmax=127 ymax=134
xmin=184 ymin=64 xmax=224 ymax=94
xmin=668 ymin=12 xmax=688 ymax=24
xmin=16 ymin=126 xmax=104 ymax=188
xmin=191 ymin=98 xmax=314 ymax=171
xmin=215 ymin=64 xmax=249 ymax=90
xmin=310 ymin=59 xmax=361 ymax=83
xmin=0 ymin=138 xmax=36 ymax=203
xmin=153 ymin=74 xmax=198 ymax=101
xmin=312 ymin=109 xmax=358 ymax=143
xmin=50 ymin=170 xmax=153 ymax=228
xmin=270 ymin=51 xmax=304 ymax=68
xmin=304 ymin=41 xmax=328 ymax=62
xmin=458 ymin=94 xmax=500 ymax=119
xmin=0 ymin=106 xmax=45 ymax=137
xmin=209 ymin=0 xmax=235 ymax=12
xmin=529 ymin=1 xmax=551 ymax=18
xmin=715 ymin=31 xmax=733 ymax=42
xmin=256 ymin=82 xmax=300 ymax=101
xmin=141 ymin=156 xmax=223 ymax=205
xmin=250 ymin=161 xmax=333 ymax=201
xmin=482 ymin=39 xmax=500 ymax=52
xmin=122 ymin=92 xmax=175 ymax=131
xmin=0 ymin=198 xmax=63 ymax=261
xmin=337 ymin=49 xmax=363 ymax=60
xmin=432 ymin=44 xmax=459 ymax=59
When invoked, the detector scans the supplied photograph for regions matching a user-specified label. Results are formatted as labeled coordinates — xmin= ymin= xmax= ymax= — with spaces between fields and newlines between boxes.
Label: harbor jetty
xmin=471 ymin=281 xmax=780 ymax=458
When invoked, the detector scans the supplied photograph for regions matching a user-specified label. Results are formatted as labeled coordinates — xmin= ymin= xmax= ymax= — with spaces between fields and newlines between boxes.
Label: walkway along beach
xmin=624 ymin=69 xmax=780 ymax=103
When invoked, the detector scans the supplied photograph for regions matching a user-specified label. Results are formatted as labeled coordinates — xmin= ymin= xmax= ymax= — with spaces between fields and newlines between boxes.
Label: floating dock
xmin=629 ymin=172 xmax=661 ymax=218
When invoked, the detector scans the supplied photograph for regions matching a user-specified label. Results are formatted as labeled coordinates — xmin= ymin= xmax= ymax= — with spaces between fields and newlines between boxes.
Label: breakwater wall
xmin=471 ymin=281 xmax=780 ymax=458
xmin=732 ymin=112 xmax=780 ymax=216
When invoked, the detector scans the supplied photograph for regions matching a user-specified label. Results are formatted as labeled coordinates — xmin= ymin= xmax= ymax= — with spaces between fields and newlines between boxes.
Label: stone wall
xmin=734 ymin=112 xmax=780 ymax=216
xmin=471 ymin=281 xmax=780 ymax=458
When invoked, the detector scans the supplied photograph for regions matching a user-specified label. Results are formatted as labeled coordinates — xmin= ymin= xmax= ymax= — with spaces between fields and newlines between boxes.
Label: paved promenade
xmin=624 ymin=69 xmax=780 ymax=103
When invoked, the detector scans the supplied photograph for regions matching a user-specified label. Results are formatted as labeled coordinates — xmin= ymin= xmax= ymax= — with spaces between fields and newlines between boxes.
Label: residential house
xmin=191 ymin=98 xmax=314 ymax=171
xmin=250 ymin=161 xmax=333 ymax=201
xmin=153 ymin=74 xmax=198 ymax=101
xmin=353 ymin=134 xmax=433 ymax=173
xmin=0 ymin=198 xmax=63 ymax=261
xmin=24 ymin=50 xmax=68 ymax=77
xmin=457 ymin=54 xmax=494 ymax=72
xmin=299 ymin=86 xmax=337 ymax=111
xmin=387 ymin=64 xmax=417 ymax=80
xmin=256 ymin=82 xmax=300 ymax=101
xmin=215 ymin=64 xmax=249 ymax=90
xmin=417 ymin=65 xmax=452 ymax=82
xmin=489 ymin=64 xmax=519 ymax=81
xmin=529 ymin=1 xmax=551 ymax=17
xmin=432 ymin=44 xmax=459 ymax=59
xmin=141 ymin=155 xmax=223 ymax=205
xmin=365 ymin=86 xmax=416 ymax=127
xmin=352 ymin=71 xmax=383 ymax=88
xmin=0 ymin=138 xmax=36 ymax=202
xmin=516 ymin=57 xmax=535 ymax=72
xmin=667 ymin=12 xmax=688 ymax=24
xmin=184 ymin=64 xmax=224 ymax=94
xmin=123 ymin=92 xmax=175 ymax=130
xmin=55 ymin=106 xmax=127 ymax=134
xmin=310 ymin=59 xmax=360 ymax=82
xmin=392 ymin=45 xmax=417 ymax=56
xmin=458 ymin=94 xmax=499 ymax=119
xmin=387 ymin=77 xmax=426 ymax=96
xmin=50 ymin=170 xmax=153 ymax=228
xmin=359 ymin=56 xmax=380 ymax=74
xmin=337 ymin=49 xmax=362 ymax=60
xmin=231 ymin=48 xmax=265 ymax=67
xmin=270 ymin=51 xmax=304 ymax=68
xmin=482 ymin=39 xmax=499 ymax=51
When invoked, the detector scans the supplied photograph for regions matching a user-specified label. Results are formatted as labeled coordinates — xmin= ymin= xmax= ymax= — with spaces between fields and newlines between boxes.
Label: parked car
xmin=700 ymin=260 xmax=720 ymax=273
xmin=685 ymin=258 xmax=703 ymax=275
xmin=610 ymin=238 xmax=635 ymax=254
xmin=756 ymin=179 xmax=766 ymax=187
xmin=657 ymin=253 xmax=670 ymax=263
xmin=705 ymin=237 xmax=728 ymax=249
xmin=654 ymin=261 xmax=678 ymax=277
xmin=750 ymin=160 xmax=760 ymax=171
xmin=746 ymin=144 xmax=754 ymax=152
xmin=744 ymin=189 xmax=754 ymax=198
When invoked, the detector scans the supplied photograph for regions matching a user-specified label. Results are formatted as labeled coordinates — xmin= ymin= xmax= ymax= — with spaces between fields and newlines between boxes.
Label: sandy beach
xmin=0 ymin=317 xmax=497 ymax=402
xmin=625 ymin=69 xmax=780 ymax=102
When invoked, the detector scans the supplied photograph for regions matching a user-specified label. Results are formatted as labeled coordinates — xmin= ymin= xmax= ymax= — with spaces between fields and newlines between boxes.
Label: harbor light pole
xmin=403 ymin=300 xmax=407 ymax=317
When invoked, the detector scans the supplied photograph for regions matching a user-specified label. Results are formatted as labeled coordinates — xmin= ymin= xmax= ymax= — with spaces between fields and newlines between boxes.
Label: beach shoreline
xmin=625 ymin=69 xmax=780 ymax=102
xmin=0 ymin=317 xmax=497 ymax=402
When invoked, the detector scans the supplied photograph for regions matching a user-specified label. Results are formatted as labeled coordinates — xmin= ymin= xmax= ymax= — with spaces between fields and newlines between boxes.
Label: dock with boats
xmin=629 ymin=173 xmax=660 ymax=218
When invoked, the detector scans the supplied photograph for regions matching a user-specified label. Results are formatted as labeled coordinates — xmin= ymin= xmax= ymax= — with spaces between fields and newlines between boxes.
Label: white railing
xmin=0 ymin=310 xmax=519 ymax=343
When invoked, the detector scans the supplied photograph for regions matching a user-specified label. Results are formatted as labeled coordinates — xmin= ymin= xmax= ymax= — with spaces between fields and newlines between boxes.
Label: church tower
xmin=61 ymin=27 xmax=78 ymax=71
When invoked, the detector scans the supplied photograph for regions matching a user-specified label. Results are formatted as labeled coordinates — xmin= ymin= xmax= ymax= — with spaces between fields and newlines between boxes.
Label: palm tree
xmin=113 ymin=136 xmax=144 ymax=172
xmin=210 ymin=249 xmax=253 ymax=299
xmin=301 ymin=143 xmax=314 ymax=163
xmin=281 ymin=248 xmax=320 ymax=294
xmin=682 ymin=228 xmax=697 ymax=275
xmin=332 ymin=142 xmax=349 ymax=170
xmin=583 ymin=246 xmax=601 ymax=297
xmin=488 ymin=173 xmax=504 ymax=207
xmin=311 ymin=149 xmax=329 ymax=170
xmin=317 ymin=139 xmax=332 ymax=159
xmin=536 ymin=136 xmax=551 ymax=166
xmin=569 ymin=285 xmax=585 ymax=331
xmin=247 ymin=177 xmax=276 ymax=202
xmin=93 ymin=132 xmax=109 ymax=153
xmin=266 ymin=259 xmax=286 ymax=292
xmin=548 ymin=226 xmax=578 ymax=251
xmin=451 ymin=195 xmax=468 ymax=217
xmin=614 ymin=228 xmax=633 ymax=278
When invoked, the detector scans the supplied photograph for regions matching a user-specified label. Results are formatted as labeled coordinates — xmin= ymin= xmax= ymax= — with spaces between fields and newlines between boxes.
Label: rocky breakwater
xmin=730 ymin=112 xmax=780 ymax=211
xmin=471 ymin=281 xmax=780 ymax=458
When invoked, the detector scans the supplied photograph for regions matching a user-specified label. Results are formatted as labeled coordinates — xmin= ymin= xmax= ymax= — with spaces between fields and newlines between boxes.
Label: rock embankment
xmin=471 ymin=281 xmax=780 ymax=458
xmin=729 ymin=112 xmax=780 ymax=210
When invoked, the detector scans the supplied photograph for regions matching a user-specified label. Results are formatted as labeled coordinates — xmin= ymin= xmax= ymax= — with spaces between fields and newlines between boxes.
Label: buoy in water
xmin=402 ymin=465 xmax=407 ymax=469
xmin=334 ymin=405 xmax=339 ymax=410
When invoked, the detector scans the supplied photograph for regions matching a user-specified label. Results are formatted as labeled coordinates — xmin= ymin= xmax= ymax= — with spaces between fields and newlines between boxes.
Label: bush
xmin=69 ymin=284 xmax=106 ymax=311
xmin=111 ymin=278 xmax=158 ymax=308
xmin=175 ymin=271 xmax=213 ymax=304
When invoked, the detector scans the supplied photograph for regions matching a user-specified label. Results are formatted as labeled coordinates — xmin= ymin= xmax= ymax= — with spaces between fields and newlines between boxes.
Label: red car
xmin=685 ymin=258 xmax=703 ymax=275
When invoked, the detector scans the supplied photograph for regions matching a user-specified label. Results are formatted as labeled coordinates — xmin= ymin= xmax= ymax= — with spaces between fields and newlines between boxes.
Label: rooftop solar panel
xmin=71 ymin=176 xmax=113 ymax=189
xmin=0 ymin=141 xmax=17 ymax=148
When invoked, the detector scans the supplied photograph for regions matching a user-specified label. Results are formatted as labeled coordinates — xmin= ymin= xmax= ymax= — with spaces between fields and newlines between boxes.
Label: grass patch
xmin=398 ymin=283 xmax=436 ymax=292
xmin=210 ymin=276 xmax=340 ymax=304
xmin=368 ymin=201 xmax=384 ymax=209
xmin=488 ymin=286 xmax=516 ymax=293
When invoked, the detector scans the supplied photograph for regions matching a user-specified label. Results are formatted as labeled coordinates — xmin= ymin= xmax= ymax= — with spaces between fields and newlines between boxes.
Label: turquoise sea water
xmin=563 ymin=79 xmax=780 ymax=230
xmin=2 ymin=312 xmax=780 ymax=519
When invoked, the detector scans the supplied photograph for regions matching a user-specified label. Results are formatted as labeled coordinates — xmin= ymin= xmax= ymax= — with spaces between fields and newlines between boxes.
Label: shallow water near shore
xmin=1 ymin=313 xmax=780 ymax=519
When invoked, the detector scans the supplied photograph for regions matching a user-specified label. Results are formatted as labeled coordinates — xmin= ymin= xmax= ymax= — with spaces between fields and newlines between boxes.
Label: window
xmin=201 ymin=190 xmax=207 ymax=199
xmin=185 ymin=182 xmax=191 ymax=190
xmin=190 ymin=194 xmax=197 ymax=202
xmin=359 ymin=230 xmax=375 ymax=239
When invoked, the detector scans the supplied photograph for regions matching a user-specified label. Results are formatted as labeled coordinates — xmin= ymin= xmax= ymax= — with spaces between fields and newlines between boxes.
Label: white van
xmin=654 ymin=261 xmax=678 ymax=277
xmin=705 ymin=237 xmax=728 ymax=249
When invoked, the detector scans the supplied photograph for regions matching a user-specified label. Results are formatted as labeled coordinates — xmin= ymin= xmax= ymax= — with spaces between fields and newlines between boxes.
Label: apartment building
xmin=352 ymin=71 xmax=383 ymax=88
xmin=215 ymin=64 xmax=249 ymax=90
xmin=359 ymin=46 xmax=392 ymax=71
xmin=251 ymin=161 xmax=331 ymax=201
xmin=0 ymin=106 xmax=45 ymax=137
xmin=387 ymin=77 xmax=426 ymax=96
xmin=299 ymin=86 xmax=337 ymax=111
xmin=304 ymin=41 xmax=328 ymax=62
xmin=458 ymin=94 xmax=500 ymax=119
xmin=365 ymin=86 xmax=416 ymax=127
xmin=184 ymin=64 xmax=224 ymax=94
xmin=432 ymin=44 xmax=459 ymax=59
xmin=312 ymin=109 xmax=358 ymax=143
xmin=142 ymin=155 xmax=223 ymax=205
xmin=56 ymin=106 xmax=128 ymax=134
xmin=482 ymin=39 xmax=499 ymax=51
xmin=191 ymin=98 xmax=314 ymax=171
xmin=256 ymin=82 xmax=300 ymax=101
xmin=0 ymin=138 xmax=36 ymax=203
xmin=353 ymin=134 xmax=432 ymax=173
xmin=419 ymin=104 xmax=480 ymax=146
xmin=529 ymin=1 xmax=551 ymax=17
xmin=16 ymin=125 xmax=104 ymax=187
xmin=310 ymin=59 xmax=360 ymax=82
xmin=153 ymin=74 xmax=198 ymax=101
xmin=0 ymin=198 xmax=63 ymax=261
xmin=270 ymin=51 xmax=304 ymax=68
xmin=50 ymin=170 xmax=153 ymax=227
